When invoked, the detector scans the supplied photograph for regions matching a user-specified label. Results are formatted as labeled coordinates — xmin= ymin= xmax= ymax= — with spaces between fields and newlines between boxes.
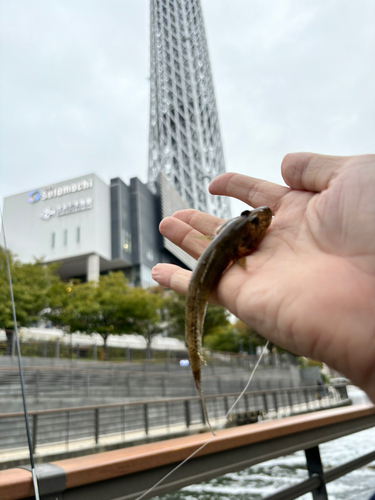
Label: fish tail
xmin=196 ymin=381 xmax=215 ymax=436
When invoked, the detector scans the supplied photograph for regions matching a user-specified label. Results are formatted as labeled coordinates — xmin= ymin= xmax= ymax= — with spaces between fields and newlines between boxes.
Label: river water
xmin=157 ymin=387 xmax=375 ymax=500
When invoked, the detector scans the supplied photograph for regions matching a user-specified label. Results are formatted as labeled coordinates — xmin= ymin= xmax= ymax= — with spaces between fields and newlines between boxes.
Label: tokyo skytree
xmin=148 ymin=0 xmax=231 ymax=219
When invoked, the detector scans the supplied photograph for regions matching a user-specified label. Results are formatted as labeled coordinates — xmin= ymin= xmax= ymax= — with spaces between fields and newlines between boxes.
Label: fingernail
xmin=151 ymin=266 xmax=160 ymax=281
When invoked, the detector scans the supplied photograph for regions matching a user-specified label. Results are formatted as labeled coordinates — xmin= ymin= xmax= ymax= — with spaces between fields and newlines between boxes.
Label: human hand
xmin=151 ymin=153 xmax=375 ymax=401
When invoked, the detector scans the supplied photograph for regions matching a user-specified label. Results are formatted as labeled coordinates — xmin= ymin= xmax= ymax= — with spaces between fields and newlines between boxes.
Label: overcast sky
xmin=1 ymin=0 xmax=374 ymax=216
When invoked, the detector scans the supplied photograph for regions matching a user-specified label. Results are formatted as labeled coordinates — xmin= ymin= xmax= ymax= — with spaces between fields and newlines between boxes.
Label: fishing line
xmin=0 ymin=210 xmax=41 ymax=500
xmin=134 ymin=341 xmax=270 ymax=500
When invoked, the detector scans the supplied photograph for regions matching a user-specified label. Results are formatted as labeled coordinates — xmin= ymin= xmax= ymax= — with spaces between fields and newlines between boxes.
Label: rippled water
xmin=157 ymin=388 xmax=375 ymax=500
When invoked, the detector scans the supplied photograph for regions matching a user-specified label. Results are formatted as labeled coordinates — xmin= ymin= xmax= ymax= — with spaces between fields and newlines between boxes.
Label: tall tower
xmin=148 ymin=0 xmax=231 ymax=219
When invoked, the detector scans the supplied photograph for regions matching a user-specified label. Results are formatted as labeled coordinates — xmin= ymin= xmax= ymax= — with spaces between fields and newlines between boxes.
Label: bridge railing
xmin=0 ymin=404 xmax=373 ymax=500
xmin=0 ymin=384 xmax=348 ymax=455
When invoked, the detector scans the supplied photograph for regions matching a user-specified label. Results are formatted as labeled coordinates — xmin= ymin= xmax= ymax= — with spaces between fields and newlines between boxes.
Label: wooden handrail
xmin=0 ymin=404 xmax=374 ymax=500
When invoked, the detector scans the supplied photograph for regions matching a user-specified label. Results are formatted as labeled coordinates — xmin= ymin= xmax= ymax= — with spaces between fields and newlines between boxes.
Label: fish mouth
xmin=250 ymin=206 xmax=273 ymax=224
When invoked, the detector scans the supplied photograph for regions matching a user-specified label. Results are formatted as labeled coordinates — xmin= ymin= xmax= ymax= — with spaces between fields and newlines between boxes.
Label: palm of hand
xmin=153 ymin=153 xmax=375 ymax=400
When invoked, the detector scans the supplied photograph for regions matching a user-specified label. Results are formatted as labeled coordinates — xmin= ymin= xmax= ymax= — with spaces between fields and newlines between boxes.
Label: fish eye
xmin=241 ymin=210 xmax=250 ymax=216
xmin=251 ymin=216 xmax=260 ymax=226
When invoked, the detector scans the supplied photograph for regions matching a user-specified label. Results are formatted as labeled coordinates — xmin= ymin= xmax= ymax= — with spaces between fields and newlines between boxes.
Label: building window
xmin=51 ymin=232 xmax=55 ymax=249
xmin=77 ymin=227 xmax=80 ymax=243
xmin=64 ymin=229 xmax=68 ymax=246
xmin=123 ymin=231 xmax=132 ymax=253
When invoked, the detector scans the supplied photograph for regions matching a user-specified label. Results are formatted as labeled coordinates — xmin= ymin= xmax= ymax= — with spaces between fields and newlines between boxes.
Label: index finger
xmin=209 ymin=172 xmax=289 ymax=211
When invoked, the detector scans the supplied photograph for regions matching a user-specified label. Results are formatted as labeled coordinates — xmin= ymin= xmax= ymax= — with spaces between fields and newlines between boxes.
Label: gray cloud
xmin=1 ymin=0 xmax=374 ymax=218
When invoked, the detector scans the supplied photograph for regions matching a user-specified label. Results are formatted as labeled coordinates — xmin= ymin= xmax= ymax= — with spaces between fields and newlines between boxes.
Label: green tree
xmin=163 ymin=291 xmax=232 ymax=341
xmin=204 ymin=320 xmax=268 ymax=354
xmin=163 ymin=291 xmax=185 ymax=339
xmin=203 ymin=304 xmax=231 ymax=338
xmin=52 ymin=272 xmax=165 ymax=360
xmin=127 ymin=286 xmax=165 ymax=351
xmin=0 ymin=247 xmax=62 ymax=354
xmin=203 ymin=324 xmax=239 ymax=353
xmin=231 ymin=320 xmax=268 ymax=354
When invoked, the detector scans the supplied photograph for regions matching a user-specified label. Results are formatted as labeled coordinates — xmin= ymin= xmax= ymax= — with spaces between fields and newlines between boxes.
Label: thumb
xmin=281 ymin=153 xmax=347 ymax=192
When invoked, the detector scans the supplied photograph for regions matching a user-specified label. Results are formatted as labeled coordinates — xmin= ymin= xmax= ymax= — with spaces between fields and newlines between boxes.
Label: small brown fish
xmin=185 ymin=207 xmax=273 ymax=429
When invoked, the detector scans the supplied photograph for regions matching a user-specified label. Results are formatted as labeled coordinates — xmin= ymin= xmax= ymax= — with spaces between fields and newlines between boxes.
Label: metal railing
xmin=0 ymin=384 xmax=348 ymax=455
xmin=1 ymin=403 xmax=372 ymax=500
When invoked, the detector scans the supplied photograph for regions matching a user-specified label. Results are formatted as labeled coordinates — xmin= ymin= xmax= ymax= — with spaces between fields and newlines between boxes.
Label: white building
xmin=2 ymin=173 xmax=194 ymax=285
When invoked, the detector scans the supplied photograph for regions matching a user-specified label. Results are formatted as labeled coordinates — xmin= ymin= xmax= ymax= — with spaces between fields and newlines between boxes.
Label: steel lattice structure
xmin=148 ymin=0 xmax=231 ymax=219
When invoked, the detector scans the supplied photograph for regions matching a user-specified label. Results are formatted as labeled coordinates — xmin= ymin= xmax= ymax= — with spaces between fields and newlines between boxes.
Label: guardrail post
xmin=304 ymin=389 xmax=309 ymax=409
xmin=273 ymin=391 xmax=278 ymax=413
xmin=95 ymin=408 xmax=99 ymax=444
xmin=93 ymin=344 xmax=97 ymax=361
xmin=199 ymin=398 xmax=205 ymax=424
xmin=224 ymin=396 xmax=229 ymax=415
xmin=184 ymin=400 xmax=191 ymax=428
xmin=144 ymin=404 xmax=149 ymax=435
xmin=305 ymin=446 xmax=328 ymax=499
xmin=32 ymin=414 xmax=38 ymax=453
xmin=262 ymin=392 xmax=268 ymax=414
xmin=55 ymin=340 xmax=60 ymax=359
xmin=288 ymin=389 xmax=294 ymax=411
xmin=244 ymin=393 xmax=249 ymax=412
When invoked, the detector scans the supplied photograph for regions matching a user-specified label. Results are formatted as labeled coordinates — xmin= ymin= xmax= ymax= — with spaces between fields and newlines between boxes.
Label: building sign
xmin=39 ymin=198 xmax=93 ymax=221
xmin=28 ymin=178 xmax=93 ymax=204
xmin=28 ymin=190 xmax=41 ymax=204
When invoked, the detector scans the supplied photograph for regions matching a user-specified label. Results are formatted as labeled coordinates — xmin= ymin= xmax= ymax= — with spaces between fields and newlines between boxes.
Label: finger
xmin=151 ymin=263 xmax=220 ymax=304
xmin=172 ymin=209 xmax=225 ymax=236
xmin=159 ymin=216 xmax=209 ymax=260
xmin=281 ymin=152 xmax=347 ymax=192
xmin=151 ymin=264 xmax=191 ymax=294
xmin=209 ymin=172 xmax=289 ymax=211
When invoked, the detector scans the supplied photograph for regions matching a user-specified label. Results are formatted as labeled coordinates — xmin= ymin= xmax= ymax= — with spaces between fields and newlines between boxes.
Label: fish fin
xmin=198 ymin=351 xmax=207 ymax=366
xmin=197 ymin=382 xmax=215 ymax=436
xmin=234 ymin=256 xmax=247 ymax=269
xmin=194 ymin=235 xmax=214 ymax=241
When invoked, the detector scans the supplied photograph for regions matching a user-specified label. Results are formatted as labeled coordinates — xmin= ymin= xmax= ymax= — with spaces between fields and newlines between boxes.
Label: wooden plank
xmin=0 ymin=469 xmax=34 ymax=500
xmin=60 ymin=403 xmax=375 ymax=488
